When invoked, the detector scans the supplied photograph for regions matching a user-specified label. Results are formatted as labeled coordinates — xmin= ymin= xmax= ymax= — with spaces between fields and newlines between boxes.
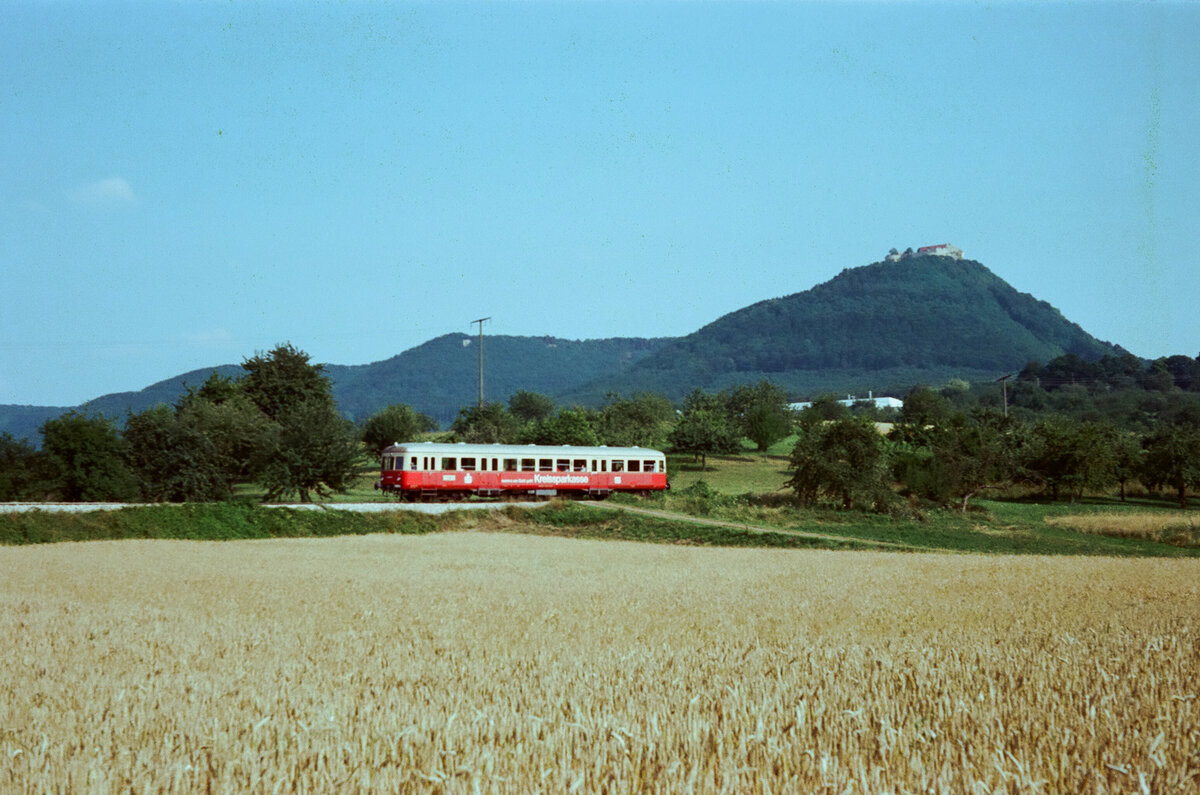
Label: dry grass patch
xmin=2 ymin=533 xmax=1199 ymax=792
xmin=1047 ymin=511 xmax=1200 ymax=547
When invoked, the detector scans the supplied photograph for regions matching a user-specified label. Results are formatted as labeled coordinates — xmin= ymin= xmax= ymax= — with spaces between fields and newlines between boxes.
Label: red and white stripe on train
xmin=377 ymin=442 xmax=668 ymax=500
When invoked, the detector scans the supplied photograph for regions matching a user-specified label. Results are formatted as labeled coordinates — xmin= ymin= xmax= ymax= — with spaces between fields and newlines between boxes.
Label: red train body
xmin=377 ymin=442 xmax=668 ymax=500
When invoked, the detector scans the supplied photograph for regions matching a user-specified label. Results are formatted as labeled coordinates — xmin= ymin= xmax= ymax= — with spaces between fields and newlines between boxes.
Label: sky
xmin=2 ymin=1 xmax=1198 ymax=407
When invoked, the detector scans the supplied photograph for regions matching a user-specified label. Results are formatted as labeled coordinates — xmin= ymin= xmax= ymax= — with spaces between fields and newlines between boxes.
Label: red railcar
xmin=377 ymin=442 xmax=668 ymax=500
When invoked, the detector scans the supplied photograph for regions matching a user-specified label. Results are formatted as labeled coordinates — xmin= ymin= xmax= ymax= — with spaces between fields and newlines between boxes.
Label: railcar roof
xmin=381 ymin=442 xmax=665 ymax=457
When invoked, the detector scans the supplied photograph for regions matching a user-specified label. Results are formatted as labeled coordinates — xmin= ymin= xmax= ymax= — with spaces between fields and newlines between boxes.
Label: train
xmin=376 ymin=442 xmax=668 ymax=501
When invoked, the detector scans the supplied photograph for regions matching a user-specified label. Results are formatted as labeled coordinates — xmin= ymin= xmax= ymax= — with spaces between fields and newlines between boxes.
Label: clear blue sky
xmin=3 ymin=1 xmax=1197 ymax=406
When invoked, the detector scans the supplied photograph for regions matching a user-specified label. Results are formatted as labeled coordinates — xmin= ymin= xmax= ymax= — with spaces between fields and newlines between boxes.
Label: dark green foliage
xmin=176 ymin=392 xmax=276 ymax=491
xmin=891 ymin=410 xmax=1022 ymax=512
xmin=508 ymin=390 xmax=556 ymax=424
xmin=39 ymin=412 xmax=139 ymax=501
xmin=0 ymin=433 xmax=53 ymax=500
xmin=795 ymin=394 xmax=849 ymax=428
xmin=258 ymin=400 xmax=361 ymax=503
xmin=1021 ymin=417 xmax=1117 ymax=502
xmin=581 ymin=257 xmax=1124 ymax=400
xmin=329 ymin=335 xmax=670 ymax=424
xmin=242 ymin=343 xmax=335 ymax=422
xmin=525 ymin=408 xmax=600 ymax=446
xmin=595 ymin=393 xmax=674 ymax=448
xmin=450 ymin=402 xmax=522 ymax=444
xmin=725 ymin=381 xmax=791 ymax=452
xmin=1140 ymin=423 xmax=1200 ymax=509
xmin=788 ymin=416 xmax=890 ymax=510
xmin=123 ymin=405 xmax=229 ymax=502
xmin=668 ymin=389 xmax=741 ymax=470
xmin=361 ymin=404 xmax=435 ymax=456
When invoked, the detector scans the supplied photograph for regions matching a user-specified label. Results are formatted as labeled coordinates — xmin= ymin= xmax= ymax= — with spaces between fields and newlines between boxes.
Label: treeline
xmin=1 ymin=344 xmax=369 ymax=503
xmin=4 ymin=342 xmax=1200 ymax=510
xmin=789 ymin=387 xmax=1200 ymax=512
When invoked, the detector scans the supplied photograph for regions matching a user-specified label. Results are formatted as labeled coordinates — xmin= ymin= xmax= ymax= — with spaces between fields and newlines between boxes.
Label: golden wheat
xmin=1047 ymin=512 xmax=1200 ymax=545
xmin=2 ymin=533 xmax=1197 ymax=793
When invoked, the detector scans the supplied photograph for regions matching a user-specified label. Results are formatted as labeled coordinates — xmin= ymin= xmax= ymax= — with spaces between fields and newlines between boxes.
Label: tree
xmin=508 ymin=390 xmax=556 ymax=425
xmin=788 ymin=416 xmax=889 ymax=509
xmin=39 ymin=412 xmax=139 ymax=501
xmin=451 ymin=402 xmax=521 ymax=444
xmin=900 ymin=386 xmax=951 ymax=427
xmin=726 ymin=381 xmax=791 ymax=452
xmin=177 ymin=391 xmax=276 ymax=495
xmin=258 ymin=400 xmax=361 ymax=503
xmin=1022 ymin=417 xmax=1116 ymax=502
xmin=596 ymin=393 xmax=674 ymax=448
xmin=124 ymin=405 xmax=229 ymax=502
xmin=526 ymin=408 xmax=600 ymax=446
xmin=361 ymin=404 xmax=434 ymax=456
xmin=241 ymin=343 xmax=334 ymax=421
xmin=0 ymin=432 xmax=53 ymax=500
xmin=240 ymin=344 xmax=360 ymax=502
xmin=668 ymin=389 xmax=740 ymax=471
xmin=892 ymin=410 xmax=1022 ymax=513
xmin=795 ymin=394 xmax=848 ymax=429
xmin=1140 ymin=423 xmax=1200 ymax=509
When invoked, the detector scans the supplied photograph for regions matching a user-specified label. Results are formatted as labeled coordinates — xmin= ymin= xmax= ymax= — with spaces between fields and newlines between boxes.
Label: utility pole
xmin=472 ymin=317 xmax=490 ymax=408
xmin=996 ymin=373 xmax=1014 ymax=417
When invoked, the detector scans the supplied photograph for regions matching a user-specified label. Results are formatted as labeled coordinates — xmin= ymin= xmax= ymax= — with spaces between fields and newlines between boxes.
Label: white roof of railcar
xmin=381 ymin=442 xmax=665 ymax=458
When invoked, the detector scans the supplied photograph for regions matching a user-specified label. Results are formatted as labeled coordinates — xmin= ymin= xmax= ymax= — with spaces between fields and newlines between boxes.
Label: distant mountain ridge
xmin=1 ymin=253 xmax=1129 ymax=442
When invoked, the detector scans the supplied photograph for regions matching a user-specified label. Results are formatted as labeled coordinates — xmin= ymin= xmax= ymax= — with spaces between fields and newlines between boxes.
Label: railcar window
xmin=556 ymin=459 xmax=570 ymax=472
xmin=521 ymin=459 xmax=536 ymax=472
xmin=627 ymin=460 xmax=641 ymax=472
xmin=539 ymin=459 xmax=553 ymax=472
xmin=461 ymin=457 xmax=476 ymax=471
xmin=440 ymin=457 xmax=457 ymax=470
xmin=573 ymin=459 xmax=586 ymax=472
xmin=644 ymin=460 xmax=657 ymax=472
xmin=612 ymin=460 xmax=624 ymax=472
xmin=503 ymin=458 xmax=518 ymax=471
xmin=409 ymin=457 xmax=419 ymax=470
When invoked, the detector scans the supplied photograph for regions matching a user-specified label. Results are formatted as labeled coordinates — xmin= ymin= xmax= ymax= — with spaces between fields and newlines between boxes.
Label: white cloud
xmin=68 ymin=177 xmax=136 ymax=206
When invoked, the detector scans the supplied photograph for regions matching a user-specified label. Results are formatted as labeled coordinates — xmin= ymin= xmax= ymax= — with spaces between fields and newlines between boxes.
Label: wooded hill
xmin=1 ymin=254 xmax=1130 ymax=441
xmin=565 ymin=255 xmax=1125 ymax=401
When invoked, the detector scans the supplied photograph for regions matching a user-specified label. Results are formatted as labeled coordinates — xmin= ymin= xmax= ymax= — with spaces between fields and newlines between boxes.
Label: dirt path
xmin=582 ymin=501 xmax=923 ymax=551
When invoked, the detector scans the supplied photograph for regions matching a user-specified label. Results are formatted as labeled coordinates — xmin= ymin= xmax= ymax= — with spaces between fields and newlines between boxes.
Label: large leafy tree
xmin=39 ymin=412 xmax=139 ymax=501
xmin=239 ymin=344 xmax=360 ymax=502
xmin=725 ymin=381 xmax=792 ymax=452
xmin=0 ymin=432 xmax=53 ymax=500
xmin=361 ymin=404 xmax=435 ymax=456
xmin=526 ymin=408 xmax=600 ymax=446
xmin=668 ymin=389 xmax=741 ymax=471
xmin=258 ymin=400 xmax=361 ymax=503
xmin=451 ymin=402 xmax=522 ymax=444
xmin=1140 ymin=423 xmax=1200 ymax=509
xmin=596 ymin=393 xmax=674 ymax=449
xmin=508 ymin=390 xmax=556 ymax=425
xmin=892 ymin=410 xmax=1023 ymax=513
xmin=788 ymin=416 xmax=889 ymax=510
xmin=1022 ymin=417 xmax=1117 ymax=502
xmin=124 ymin=405 xmax=229 ymax=502
xmin=242 ymin=343 xmax=335 ymax=421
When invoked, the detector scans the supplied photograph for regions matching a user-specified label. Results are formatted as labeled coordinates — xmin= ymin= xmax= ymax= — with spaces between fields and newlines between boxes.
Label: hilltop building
xmin=885 ymin=243 xmax=963 ymax=262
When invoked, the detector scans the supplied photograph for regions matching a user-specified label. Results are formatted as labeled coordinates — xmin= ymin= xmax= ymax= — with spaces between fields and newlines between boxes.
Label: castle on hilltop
xmin=885 ymin=243 xmax=963 ymax=262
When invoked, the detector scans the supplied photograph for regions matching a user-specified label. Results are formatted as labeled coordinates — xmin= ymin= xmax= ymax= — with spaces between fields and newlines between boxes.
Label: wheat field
xmin=2 ymin=533 xmax=1198 ymax=793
